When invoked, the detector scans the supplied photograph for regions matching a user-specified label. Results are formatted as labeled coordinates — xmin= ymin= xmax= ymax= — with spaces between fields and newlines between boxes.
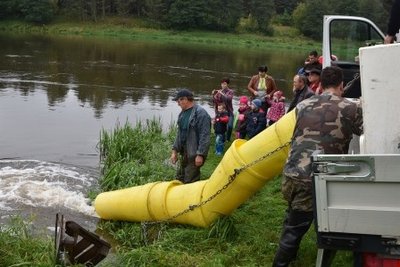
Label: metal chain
xmin=141 ymin=140 xmax=291 ymax=243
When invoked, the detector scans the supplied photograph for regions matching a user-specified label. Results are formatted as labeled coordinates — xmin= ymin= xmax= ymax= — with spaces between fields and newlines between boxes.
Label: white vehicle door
xmin=322 ymin=15 xmax=385 ymax=85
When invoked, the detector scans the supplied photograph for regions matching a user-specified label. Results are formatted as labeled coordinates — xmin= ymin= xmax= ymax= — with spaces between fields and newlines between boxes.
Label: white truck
xmin=314 ymin=16 xmax=400 ymax=266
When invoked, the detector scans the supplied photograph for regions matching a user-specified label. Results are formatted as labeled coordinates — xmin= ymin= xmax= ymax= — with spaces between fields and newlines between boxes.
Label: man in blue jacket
xmin=170 ymin=89 xmax=211 ymax=183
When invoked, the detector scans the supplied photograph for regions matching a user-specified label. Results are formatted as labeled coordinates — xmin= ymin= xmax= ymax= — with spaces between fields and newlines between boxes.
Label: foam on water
xmin=0 ymin=160 xmax=99 ymax=217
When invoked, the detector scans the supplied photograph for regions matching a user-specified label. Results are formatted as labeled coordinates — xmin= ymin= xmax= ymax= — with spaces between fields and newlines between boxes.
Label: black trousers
xmin=272 ymin=209 xmax=314 ymax=267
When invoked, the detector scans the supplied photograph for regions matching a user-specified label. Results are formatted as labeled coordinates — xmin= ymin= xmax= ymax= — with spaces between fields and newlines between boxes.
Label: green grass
xmin=0 ymin=19 xmax=320 ymax=52
xmin=0 ymin=216 xmax=56 ymax=266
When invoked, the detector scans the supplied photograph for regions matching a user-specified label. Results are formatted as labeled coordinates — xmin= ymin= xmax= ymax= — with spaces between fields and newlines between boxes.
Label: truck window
xmin=330 ymin=20 xmax=383 ymax=63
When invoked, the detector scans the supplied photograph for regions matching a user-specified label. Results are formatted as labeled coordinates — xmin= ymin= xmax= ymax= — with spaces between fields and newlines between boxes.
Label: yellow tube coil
xmin=94 ymin=110 xmax=296 ymax=227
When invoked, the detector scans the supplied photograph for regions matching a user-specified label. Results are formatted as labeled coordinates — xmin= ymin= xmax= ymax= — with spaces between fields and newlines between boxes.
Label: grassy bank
xmin=0 ymin=19 xmax=320 ymax=51
xmin=1 ymin=120 xmax=354 ymax=266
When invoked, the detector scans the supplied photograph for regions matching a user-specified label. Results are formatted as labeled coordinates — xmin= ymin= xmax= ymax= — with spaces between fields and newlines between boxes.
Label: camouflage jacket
xmin=283 ymin=92 xmax=363 ymax=182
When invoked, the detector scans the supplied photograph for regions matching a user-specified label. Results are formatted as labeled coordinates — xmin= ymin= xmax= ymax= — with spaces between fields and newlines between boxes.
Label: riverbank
xmin=0 ymin=19 xmax=320 ymax=51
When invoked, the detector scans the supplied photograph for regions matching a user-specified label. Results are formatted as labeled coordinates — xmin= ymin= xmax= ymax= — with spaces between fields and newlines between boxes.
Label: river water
xmin=0 ymin=33 xmax=305 ymax=232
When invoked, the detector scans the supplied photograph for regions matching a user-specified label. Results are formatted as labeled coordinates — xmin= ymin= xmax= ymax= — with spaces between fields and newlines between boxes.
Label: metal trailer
xmin=312 ymin=154 xmax=400 ymax=266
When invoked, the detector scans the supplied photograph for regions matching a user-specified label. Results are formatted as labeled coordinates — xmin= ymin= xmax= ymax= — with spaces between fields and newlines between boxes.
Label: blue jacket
xmin=246 ymin=109 xmax=266 ymax=139
xmin=173 ymin=104 xmax=211 ymax=158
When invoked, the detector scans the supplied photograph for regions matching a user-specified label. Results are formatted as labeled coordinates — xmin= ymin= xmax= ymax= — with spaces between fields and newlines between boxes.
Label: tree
xmin=250 ymin=0 xmax=275 ymax=35
xmin=326 ymin=0 xmax=358 ymax=15
xmin=166 ymin=0 xmax=211 ymax=30
xmin=274 ymin=0 xmax=298 ymax=14
xmin=19 ymin=0 xmax=55 ymax=23
xmin=358 ymin=0 xmax=388 ymax=31
xmin=207 ymin=0 xmax=243 ymax=31
xmin=292 ymin=0 xmax=328 ymax=40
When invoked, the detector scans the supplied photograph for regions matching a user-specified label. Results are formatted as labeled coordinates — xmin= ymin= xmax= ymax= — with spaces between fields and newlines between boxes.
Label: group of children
xmin=212 ymin=88 xmax=286 ymax=156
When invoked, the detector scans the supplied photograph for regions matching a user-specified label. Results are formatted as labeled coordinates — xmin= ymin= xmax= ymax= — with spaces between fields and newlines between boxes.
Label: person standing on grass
xmin=212 ymin=103 xmax=229 ymax=156
xmin=272 ymin=66 xmax=363 ymax=267
xmin=212 ymin=78 xmax=234 ymax=141
xmin=170 ymin=89 xmax=211 ymax=184
xmin=245 ymin=99 xmax=266 ymax=139
xmin=247 ymin=65 xmax=278 ymax=114
xmin=266 ymin=90 xmax=286 ymax=126
xmin=235 ymin=95 xmax=251 ymax=139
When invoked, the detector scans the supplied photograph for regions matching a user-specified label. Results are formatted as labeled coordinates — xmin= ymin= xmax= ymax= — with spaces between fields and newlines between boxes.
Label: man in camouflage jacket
xmin=272 ymin=66 xmax=363 ymax=267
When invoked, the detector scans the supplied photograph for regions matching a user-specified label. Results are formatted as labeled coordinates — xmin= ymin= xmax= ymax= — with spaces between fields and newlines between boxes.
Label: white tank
xmin=359 ymin=43 xmax=400 ymax=154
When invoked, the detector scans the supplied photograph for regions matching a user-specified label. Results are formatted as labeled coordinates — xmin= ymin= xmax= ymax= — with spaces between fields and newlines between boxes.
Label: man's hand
xmin=253 ymin=91 xmax=259 ymax=96
xmin=195 ymin=155 xmax=204 ymax=167
xmin=170 ymin=150 xmax=178 ymax=164
xmin=384 ymin=35 xmax=395 ymax=44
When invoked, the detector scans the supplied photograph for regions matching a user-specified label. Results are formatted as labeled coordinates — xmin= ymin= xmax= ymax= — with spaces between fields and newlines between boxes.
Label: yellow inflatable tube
xmin=94 ymin=110 xmax=296 ymax=227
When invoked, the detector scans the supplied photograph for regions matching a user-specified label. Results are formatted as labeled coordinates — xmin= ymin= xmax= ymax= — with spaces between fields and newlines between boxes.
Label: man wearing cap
xmin=170 ymin=89 xmax=211 ymax=183
xmin=306 ymin=68 xmax=322 ymax=94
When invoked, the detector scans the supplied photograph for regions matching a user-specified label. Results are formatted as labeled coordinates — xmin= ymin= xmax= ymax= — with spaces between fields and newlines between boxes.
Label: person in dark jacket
xmin=297 ymin=50 xmax=322 ymax=75
xmin=287 ymin=74 xmax=314 ymax=113
xmin=245 ymin=99 xmax=266 ymax=139
xmin=384 ymin=0 xmax=400 ymax=44
xmin=170 ymin=89 xmax=211 ymax=183
xmin=235 ymin=96 xmax=251 ymax=139
xmin=212 ymin=104 xmax=229 ymax=156
xmin=272 ymin=67 xmax=363 ymax=267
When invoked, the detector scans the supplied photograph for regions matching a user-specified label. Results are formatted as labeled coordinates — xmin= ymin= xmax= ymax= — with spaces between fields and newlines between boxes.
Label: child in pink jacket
xmin=267 ymin=90 xmax=286 ymax=126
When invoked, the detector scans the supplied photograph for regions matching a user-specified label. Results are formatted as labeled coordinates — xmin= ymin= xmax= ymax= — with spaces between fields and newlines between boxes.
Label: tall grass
xmin=98 ymin=118 xmax=176 ymax=191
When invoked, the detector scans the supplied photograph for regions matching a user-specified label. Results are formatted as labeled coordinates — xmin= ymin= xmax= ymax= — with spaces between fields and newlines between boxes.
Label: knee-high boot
xmin=272 ymin=210 xmax=314 ymax=267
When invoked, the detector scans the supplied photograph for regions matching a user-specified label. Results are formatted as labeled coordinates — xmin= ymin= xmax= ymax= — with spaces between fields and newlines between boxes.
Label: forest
xmin=0 ymin=0 xmax=394 ymax=39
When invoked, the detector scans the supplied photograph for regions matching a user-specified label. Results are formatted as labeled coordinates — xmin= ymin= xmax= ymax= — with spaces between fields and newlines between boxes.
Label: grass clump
xmin=98 ymin=118 xmax=176 ymax=191
xmin=0 ymin=216 xmax=55 ymax=266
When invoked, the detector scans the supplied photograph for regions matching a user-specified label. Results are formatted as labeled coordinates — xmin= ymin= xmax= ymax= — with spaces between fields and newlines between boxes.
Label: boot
xmin=272 ymin=210 xmax=313 ymax=267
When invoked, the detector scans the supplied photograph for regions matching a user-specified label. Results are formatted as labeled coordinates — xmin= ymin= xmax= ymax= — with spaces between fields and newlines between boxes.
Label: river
xmin=0 ymin=33 xmax=306 ymax=232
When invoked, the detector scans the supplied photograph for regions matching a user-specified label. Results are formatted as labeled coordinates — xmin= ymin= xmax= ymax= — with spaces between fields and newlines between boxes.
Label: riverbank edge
xmin=0 ymin=20 xmax=320 ymax=51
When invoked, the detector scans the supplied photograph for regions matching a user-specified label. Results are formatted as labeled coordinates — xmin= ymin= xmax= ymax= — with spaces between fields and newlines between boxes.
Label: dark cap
xmin=173 ymin=89 xmax=194 ymax=101
xmin=306 ymin=68 xmax=321 ymax=75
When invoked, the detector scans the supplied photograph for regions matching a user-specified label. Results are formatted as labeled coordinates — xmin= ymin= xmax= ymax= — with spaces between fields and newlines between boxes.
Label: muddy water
xmin=0 ymin=33 xmax=305 ymax=232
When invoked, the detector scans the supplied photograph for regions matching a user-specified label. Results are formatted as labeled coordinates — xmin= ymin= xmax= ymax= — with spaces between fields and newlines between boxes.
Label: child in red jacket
xmin=212 ymin=104 xmax=230 ymax=155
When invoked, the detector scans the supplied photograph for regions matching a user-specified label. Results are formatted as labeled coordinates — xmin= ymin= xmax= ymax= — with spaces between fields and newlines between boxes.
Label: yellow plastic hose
xmin=94 ymin=110 xmax=296 ymax=227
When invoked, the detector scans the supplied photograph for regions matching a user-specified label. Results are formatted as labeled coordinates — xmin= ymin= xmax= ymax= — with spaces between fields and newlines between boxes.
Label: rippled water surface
xmin=0 ymin=33 xmax=305 ymax=230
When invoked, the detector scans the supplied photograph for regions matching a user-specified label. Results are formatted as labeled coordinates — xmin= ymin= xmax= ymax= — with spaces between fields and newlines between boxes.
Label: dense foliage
xmin=0 ymin=0 xmax=394 ymax=38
